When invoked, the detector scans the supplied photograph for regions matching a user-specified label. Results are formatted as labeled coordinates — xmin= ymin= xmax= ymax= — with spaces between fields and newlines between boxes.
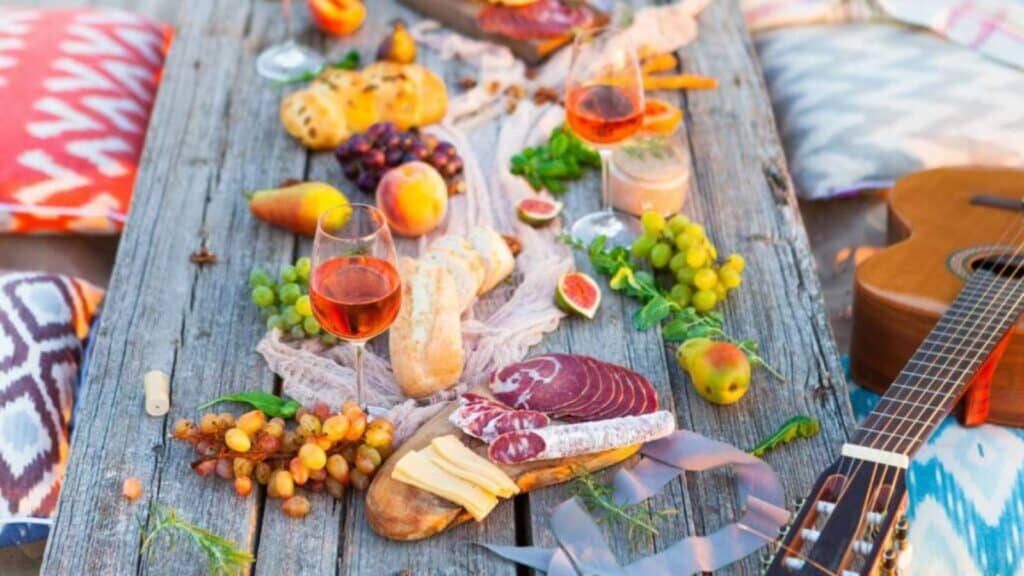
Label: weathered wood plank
xmin=41 ymin=1 xmax=304 ymax=574
xmin=41 ymin=0 xmax=855 ymax=574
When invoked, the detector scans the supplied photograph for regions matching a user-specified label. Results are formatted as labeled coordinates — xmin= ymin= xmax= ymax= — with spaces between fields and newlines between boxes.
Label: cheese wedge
xmin=392 ymin=450 xmax=499 ymax=522
xmin=429 ymin=435 xmax=520 ymax=498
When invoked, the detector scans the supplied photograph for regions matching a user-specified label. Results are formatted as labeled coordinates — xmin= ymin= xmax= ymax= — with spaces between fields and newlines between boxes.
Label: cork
xmin=143 ymin=370 xmax=170 ymax=416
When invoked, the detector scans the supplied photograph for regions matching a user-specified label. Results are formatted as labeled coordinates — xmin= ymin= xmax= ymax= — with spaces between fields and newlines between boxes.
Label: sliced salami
xmin=491 ymin=354 xmax=660 ymax=422
xmin=488 ymin=411 xmax=676 ymax=465
xmin=449 ymin=393 xmax=551 ymax=443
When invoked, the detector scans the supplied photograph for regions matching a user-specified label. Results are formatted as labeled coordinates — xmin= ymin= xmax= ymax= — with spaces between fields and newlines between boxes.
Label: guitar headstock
xmin=764 ymin=456 xmax=910 ymax=576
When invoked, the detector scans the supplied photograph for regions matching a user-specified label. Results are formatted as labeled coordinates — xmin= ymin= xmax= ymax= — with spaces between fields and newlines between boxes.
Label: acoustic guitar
xmin=765 ymin=167 xmax=1024 ymax=575
xmin=851 ymin=167 xmax=1024 ymax=426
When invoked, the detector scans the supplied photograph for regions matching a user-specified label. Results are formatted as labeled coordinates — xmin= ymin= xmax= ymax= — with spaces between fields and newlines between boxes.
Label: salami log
xmin=477 ymin=0 xmax=596 ymax=41
xmin=488 ymin=411 xmax=676 ymax=465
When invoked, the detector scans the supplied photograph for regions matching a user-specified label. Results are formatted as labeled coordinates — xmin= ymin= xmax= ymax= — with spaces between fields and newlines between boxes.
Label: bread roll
xmin=390 ymin=257 xmax=464 ymax=399
xmin=280 ymin=63 xmax=448 ymax=150
xmin=467 ymin=226 xmax=516 ymax=294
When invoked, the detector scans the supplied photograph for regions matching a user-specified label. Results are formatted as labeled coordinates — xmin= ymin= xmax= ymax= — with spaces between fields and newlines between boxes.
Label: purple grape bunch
xmin=334 ymin=122 xmax=466 ymax=196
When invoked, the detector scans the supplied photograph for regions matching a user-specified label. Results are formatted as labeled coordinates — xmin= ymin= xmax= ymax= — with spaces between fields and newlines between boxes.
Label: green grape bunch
xmin=249 ymin=257 xmax=338 ymax=345
xmin=631 ymin=211 xmax=745 ymax=313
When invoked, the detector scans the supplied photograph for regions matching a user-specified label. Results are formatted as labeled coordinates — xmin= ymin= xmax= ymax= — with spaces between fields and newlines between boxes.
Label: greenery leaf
xmin=634 ymin=296 xmax=672 ymax=330
xmin=141 ymin=502 xmax=254 ymax=576
xmin=198 ymin=390 xmax=301 ymax=419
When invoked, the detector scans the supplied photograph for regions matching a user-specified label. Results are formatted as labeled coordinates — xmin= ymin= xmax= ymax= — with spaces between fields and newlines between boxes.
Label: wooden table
xmin=40 ymin=1 xmax=855 ymax=574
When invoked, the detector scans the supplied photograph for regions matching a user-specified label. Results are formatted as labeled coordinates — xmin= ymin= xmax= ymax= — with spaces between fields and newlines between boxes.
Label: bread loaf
xmin=390 ymin=227 xmax=518 ymax=399
xmin=280 ymin=62 xmax=448 ymax=150
xmin=390 ymin=257 xmax=464 ymax=399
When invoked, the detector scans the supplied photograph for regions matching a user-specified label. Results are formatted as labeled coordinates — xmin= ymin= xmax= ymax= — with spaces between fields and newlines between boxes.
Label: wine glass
xmin=565 ymin=27 xmax=646 ymax=248
xmin=310 ymin=204 xmax=401 ymax=410
xmin=256 ymin=0 xmax=324 ymax=82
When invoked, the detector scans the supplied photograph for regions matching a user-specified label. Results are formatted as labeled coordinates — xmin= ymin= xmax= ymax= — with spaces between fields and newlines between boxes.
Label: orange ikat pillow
xmin=0 ymin=8 xmax=172 ymax=234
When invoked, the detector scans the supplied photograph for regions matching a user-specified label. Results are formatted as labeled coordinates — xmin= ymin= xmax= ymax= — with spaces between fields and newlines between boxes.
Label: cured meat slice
xmin=488 ymin=411 xmax=676 ymax=465
xmin=491 ymin=354 xmax=660 ymax=422
xmin=546 ymin=355 xmax=603 ymax=418
xmin=491 ymin=354 xmax=588 ymax=412
xmin=477 ymin=0 xmax=596 ymax=41
xmin=554 ymin=356 xmax=617 ymax=421
xmin=449 ymin=393 xmax=551 ymax=443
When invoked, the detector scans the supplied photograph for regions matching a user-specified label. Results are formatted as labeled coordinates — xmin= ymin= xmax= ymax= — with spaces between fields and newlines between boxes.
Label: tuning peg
xmin=895 ymin=516 xmax=910 ymax=542
xmin=880 ymin=547 xmax=898 ymax=575
xmin=794 ymin=496 xmax=807 ymax=509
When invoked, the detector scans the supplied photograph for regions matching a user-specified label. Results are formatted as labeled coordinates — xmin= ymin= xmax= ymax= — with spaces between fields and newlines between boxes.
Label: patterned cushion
xmin=755 ymin=24 xmax=1024 ymax=199
xmin=0 ymin=272 xmax=103 ymax=547
xmin=0 ymin=8 xmax=171 ymax=234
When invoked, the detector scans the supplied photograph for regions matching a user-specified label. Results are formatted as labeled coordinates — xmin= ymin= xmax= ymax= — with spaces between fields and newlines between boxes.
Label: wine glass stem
xmin=283 ymin=0 xmax=294 ymax=40
xmin=599 ymin=148 xmax=613 ymax=214
xmin=352 ymin=340 xmax=365 ymax=409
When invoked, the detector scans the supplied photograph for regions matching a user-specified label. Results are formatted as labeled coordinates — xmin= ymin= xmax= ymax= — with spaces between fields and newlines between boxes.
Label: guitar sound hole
xmin=971 ymin=254 xmax=1024 ymax=279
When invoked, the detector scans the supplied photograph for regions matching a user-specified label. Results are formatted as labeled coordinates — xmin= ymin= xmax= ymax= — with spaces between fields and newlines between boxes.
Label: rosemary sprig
xmin=570 ymin=467 xmax=664 ymax=540
xmin=140 ymin=502 xmax=254 ymax=576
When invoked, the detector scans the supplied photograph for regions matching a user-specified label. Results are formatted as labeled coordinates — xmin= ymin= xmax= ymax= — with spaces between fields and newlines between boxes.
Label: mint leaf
xmin=634 ymin=296 xmax=672 ymax=330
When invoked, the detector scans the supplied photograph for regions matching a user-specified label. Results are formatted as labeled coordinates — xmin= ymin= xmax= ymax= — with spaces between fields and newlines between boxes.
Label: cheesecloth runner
xmin=258 ymin=0 xmax=710 ymax=444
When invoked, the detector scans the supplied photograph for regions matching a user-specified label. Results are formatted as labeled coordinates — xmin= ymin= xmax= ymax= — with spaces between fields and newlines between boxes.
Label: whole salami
xmin=488 ymin=411 xmax=676 ymax=465
xmin=489 ymin=354 xmax=658 ymax=422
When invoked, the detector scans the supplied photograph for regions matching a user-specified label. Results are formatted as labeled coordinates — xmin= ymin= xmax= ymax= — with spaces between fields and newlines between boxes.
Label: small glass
xmin=255 ymin=0 xmax=324 ymax=82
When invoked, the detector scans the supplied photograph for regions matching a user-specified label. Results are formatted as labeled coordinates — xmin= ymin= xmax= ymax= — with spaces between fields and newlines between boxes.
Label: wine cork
xmin=143 ymin=370 xmax=170 ymax=416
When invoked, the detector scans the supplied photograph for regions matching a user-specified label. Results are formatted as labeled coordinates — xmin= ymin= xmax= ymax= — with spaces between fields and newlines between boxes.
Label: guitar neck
xmin=853 ymin=268 xmax=1024 ymax=456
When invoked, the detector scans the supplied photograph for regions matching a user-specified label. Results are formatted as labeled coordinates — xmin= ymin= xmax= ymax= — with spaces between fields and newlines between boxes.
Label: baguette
xmin=389 ymin=257 xmax=464 ymax=399
xmin=467 ymin=226 xmax=515 ymax=294
xmin=428 ymin=235 xmax=486 ymax=310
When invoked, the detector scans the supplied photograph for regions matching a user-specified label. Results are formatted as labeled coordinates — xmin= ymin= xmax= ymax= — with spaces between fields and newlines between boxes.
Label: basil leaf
xmin=634 ymin=296 xmax=672 ymax=330
xmin=198 ymin=391 xmax=301 ymax=419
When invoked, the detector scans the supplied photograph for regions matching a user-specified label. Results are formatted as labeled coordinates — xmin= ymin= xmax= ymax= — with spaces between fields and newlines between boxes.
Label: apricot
xmin=307 ymin=0 xmax=366 ymax=37
xmin=376 ymin=161 xmax=448 ymax=237
xmin=677 ymin=337 xmax=751 ymax=405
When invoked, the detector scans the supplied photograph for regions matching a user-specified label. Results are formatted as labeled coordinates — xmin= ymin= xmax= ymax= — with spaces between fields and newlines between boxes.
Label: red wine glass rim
xmin=316 ymin=202 xmax=389 ymax=242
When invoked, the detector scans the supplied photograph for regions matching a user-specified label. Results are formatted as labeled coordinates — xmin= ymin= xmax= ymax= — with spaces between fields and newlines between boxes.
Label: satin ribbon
xmin=481 ymin=430 xmax=789 ymax=575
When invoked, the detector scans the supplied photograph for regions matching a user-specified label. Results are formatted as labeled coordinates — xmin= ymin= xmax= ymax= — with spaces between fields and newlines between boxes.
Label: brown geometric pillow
xmin=0 ymin=272 xmax=103 ymax=538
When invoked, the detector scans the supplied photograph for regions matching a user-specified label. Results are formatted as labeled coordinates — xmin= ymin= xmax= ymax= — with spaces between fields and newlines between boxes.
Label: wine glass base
xmin=255 ymin=41 xmax=324 ymax=82
xmin=571 ymin=210 xmax=642 ymax=249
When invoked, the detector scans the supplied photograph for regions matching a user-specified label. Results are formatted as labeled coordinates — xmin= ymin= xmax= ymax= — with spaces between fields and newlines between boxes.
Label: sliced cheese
xmin=392 ymin=450 xmax=499 ymax=522
xmin=429 ymin=435 xmax=520 ymax=498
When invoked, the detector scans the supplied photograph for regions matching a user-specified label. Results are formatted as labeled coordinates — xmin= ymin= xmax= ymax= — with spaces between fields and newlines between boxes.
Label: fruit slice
xmin=642 ymin=97 xmax=683 ymax=135
xmin=516 ymin=197 xmax=563 ymax=227
xmin=555 ymin=272 xmax=601 ymax=319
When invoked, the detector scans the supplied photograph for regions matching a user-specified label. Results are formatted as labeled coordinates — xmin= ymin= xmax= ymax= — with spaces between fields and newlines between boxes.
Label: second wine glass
xmin=565 ymin=27 xmax=646 ymax=248
xmin=310 ymin=204 xmax=401 ymax=411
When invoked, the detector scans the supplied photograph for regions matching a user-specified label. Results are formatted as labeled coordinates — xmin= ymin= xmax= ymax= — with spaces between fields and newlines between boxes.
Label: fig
xmin=376 ymin=20 xmax=416 ymax=64
xmin=555 ymin=272 xmax=601 ymax=319
xmin=516 ymin=197 xmax=563 ymax=227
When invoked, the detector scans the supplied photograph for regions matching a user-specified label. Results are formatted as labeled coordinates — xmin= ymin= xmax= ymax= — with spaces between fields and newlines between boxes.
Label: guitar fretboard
xmin=853 ymin=267 xmax=1024 ymax=456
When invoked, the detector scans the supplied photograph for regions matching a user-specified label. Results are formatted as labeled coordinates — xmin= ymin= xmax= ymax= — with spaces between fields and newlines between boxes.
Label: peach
xmin=376 ymin=161 xmax=448 ymax=237
xmin=307 ymin=0 xmax=366 ymax=37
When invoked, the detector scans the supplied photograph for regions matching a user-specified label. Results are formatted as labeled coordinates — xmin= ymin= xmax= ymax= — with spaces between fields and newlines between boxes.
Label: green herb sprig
xmin=274 ymin=49 xmax=361 ymax=86
xmin=510 ymin=126 xmax=600 ymax=194
xmin=198 ymin=390 xmax=301 ymax=419
xmin=749 ymin=415 xmax=821 ymax=457
xmin=140 ymin=502 xmax=254 ymax=576
xmin=562 ymin=234 xmax=785 ymax=381
xmin=570 ymin=467 xmax=676 ymax=542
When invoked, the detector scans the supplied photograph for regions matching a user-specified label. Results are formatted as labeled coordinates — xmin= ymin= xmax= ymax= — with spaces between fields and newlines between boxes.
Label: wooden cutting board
xmin=397 ymin=0 xmax=608 ymax=64
xmin=366 ymin=397 xmax=640 ymax=541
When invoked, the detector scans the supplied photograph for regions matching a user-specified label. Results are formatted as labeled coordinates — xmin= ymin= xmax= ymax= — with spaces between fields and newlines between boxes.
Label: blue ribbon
xmin=481 ymin=430 xmax=789 ymax=575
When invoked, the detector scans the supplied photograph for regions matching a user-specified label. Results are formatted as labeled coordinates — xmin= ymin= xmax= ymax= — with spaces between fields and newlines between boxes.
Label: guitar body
xmin=851 ymin=167 xmax=1024 ymax=426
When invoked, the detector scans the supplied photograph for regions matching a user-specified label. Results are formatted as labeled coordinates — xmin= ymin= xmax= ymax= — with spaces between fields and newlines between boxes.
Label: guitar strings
xmin=831 ymin=217 xmax=1024 ymax=575
xmin=865 ymin=214 xmax=1024 ymax=526
xmin=804 ymin=213 xmax=1024 ymax=573
xmin=748 ymin=218 xmax=1024 ymax=576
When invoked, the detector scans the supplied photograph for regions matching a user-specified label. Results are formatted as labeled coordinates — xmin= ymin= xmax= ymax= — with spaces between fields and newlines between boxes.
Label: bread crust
xmin=390 ymin=258 xmax=464 ymax=399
